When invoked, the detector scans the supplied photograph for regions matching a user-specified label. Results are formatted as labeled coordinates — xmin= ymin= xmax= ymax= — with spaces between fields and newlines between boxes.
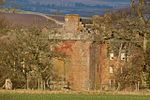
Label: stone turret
xmin=64 ymin=14 xmax=80 ymax=33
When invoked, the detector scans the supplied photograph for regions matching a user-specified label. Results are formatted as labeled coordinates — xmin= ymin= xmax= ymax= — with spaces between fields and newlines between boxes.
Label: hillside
xmin=0 ymin=12 xmax=63 ymax=28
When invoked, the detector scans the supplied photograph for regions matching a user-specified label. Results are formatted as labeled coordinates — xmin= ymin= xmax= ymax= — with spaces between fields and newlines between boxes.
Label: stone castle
xmin=49 ymin=14 xmax=133 ymax=91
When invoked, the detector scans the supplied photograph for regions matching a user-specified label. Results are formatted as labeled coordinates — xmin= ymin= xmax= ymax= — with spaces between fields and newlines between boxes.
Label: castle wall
xmin=55 ymin=40 xmax=92 ymax=91
xmin=52 ymin=14 xmax=128 ymax=91
xmin=66 ymin=41 xmax=92 ymax=91
xmin=89 ymin=42 xmax=111 ymax=90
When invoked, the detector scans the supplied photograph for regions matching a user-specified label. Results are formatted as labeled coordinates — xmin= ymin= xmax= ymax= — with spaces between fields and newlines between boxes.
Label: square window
xmin=121 ymin=52 xmax=126 ymax=60
xmin=109 ymin=66 xmax=114 ymax=74
xmin=110 ymin=52 xmax=114 ymax=60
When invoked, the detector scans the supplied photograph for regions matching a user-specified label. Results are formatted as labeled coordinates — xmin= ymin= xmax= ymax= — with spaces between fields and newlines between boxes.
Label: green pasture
xmin=0 ymin=93 xmax=150 ymax=100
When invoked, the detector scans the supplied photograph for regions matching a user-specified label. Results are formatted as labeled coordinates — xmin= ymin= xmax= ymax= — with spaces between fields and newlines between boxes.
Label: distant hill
xmin=0 ymin=12 xmax=61 ymax=28
xmin=2 ymin=0 xmax=130 ymax=16
xmin=29 ymin=0 xmax=130 ymax=6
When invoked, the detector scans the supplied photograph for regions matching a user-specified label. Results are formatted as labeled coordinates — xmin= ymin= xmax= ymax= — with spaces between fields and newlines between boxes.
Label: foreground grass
xmin=0 ymin=92 xmax=150 ymax=100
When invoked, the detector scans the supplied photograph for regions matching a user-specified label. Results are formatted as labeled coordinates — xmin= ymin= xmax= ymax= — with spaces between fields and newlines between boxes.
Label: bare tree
xmin=0 ymin=27 xmax=65 ymax=89
xmin=93 ymin=7 xmax=149 ymax=90
xmin=131 ymin=0 xmax=150 ymax=88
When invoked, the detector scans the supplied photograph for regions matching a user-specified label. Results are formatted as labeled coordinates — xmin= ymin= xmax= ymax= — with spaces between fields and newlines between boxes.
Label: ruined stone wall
xmin=55 ymin=40 xmax=92 ymax=91
xmin=97 ymin=42 xmax=126 ymax=90
xmin=49 ymin=13 xmax=143 ymax=91
xmin=89 ymin=42 xmax=101 ymax=90
xmin=97 ymin=42 xmax=110 ymax=89
xmin=50 ymin=14 xmax=125 ymax=91
xmin=88 ymin=42 xmax=112 ymax=90
xmin=66 ymin=41 xmax=91 ymax=91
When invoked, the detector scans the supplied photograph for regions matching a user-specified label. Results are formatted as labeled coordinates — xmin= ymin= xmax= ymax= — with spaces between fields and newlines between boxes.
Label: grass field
xmin=0 ymin=93 xmax=150 ymax=100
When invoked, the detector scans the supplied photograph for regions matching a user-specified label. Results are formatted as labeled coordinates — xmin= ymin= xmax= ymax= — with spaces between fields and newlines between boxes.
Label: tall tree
xmin=131 ymin=0 xmax=150 ymax=88
xmin=0 ymin=27 xmax=65 ymax=89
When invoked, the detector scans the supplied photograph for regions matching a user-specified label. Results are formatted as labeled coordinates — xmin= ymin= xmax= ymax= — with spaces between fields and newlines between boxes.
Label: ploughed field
xmin=0 ymin=93 xmax=150 ymax=100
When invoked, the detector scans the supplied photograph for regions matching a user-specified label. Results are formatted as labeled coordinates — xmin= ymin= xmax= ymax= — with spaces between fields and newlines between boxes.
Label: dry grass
xmin=0 ymin=89 xmax=150 ymax=96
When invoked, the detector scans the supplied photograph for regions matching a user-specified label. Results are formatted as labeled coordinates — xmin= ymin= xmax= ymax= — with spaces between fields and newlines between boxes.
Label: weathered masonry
xmin=48 ymin=14 xmax=142 ymax=91
xmin=48 ymin=14 xmax=109 ymax=91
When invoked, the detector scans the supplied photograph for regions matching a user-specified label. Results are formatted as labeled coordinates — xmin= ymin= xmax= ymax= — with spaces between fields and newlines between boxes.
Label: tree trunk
xmin=38 ymin=78 xmax=40 ymax=90
xmin=43 ymin=81 xmax=46 ymax=90
xmin=26 ymin=75 xmax=29 ymax=90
